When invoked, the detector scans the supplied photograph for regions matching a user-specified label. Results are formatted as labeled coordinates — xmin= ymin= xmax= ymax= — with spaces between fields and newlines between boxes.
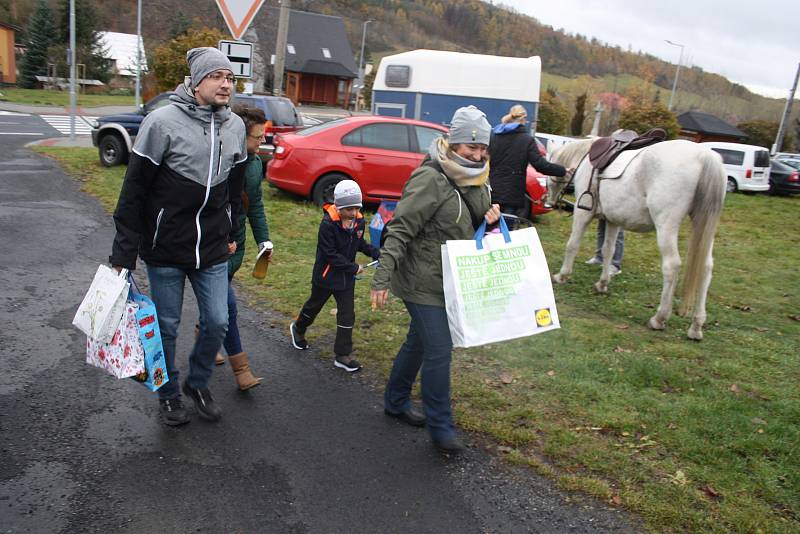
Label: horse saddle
xmin=588 ymin=128 xmax=667 ymax=174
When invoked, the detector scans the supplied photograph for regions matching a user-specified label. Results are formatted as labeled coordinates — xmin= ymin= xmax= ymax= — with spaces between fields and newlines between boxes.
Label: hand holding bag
xmin=441 ymin=217 xmax=560 ymax=348
xmin=73 ymin=265 xmax=130 ymax=343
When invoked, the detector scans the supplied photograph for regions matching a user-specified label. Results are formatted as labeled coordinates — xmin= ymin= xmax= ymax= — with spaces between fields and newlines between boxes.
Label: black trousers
xmin=295 ymin=283 xmax=355 ymax=357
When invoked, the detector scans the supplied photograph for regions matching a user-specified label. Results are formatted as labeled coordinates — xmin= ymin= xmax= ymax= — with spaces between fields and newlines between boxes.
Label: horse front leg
xmin=687 ymin=251 xmax=714 ymax=341
xmin=648 ymin=227 xmax=681 ymax=331
xmin=553 ymin=210 xmax=593 ymax=284
xmin=594 ymin=223 xmax=622 ymax=294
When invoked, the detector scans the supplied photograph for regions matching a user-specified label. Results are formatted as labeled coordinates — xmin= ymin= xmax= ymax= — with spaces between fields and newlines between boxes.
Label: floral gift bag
xmin=86 ymin=300 xmax=146 ymax=379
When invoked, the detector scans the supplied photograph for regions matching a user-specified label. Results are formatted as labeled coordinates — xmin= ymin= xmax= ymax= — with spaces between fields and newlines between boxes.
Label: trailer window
xmin=385 ymin=65 xmax=411 ymax=88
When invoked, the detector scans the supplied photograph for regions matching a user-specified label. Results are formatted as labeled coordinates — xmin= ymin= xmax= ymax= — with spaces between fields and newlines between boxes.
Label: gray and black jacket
xmin=111 ymin=83 xmax=248 ymax=270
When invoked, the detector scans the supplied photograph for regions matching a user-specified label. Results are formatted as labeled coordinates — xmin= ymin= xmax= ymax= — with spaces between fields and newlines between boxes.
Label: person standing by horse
xmin=488 ymin=104 xmax=570 ymax=220
xmin=371 ymin=106 xmax=501 ymax=454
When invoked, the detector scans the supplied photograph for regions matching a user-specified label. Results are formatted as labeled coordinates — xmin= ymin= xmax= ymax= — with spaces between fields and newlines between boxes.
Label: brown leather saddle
xmin=575 ymin=128 xmax=667 ymax=211
xmin=588 ymin=128 xmax=667 ymax=173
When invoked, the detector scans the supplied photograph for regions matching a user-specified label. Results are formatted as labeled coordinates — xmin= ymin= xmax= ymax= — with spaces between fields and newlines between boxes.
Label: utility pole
xmin=134 ymin=0 xmax=142 ymax=108
xmin=665 ymin=39 xmax=684 ymax=112
xmin=355 ymin=20 xmax=372 ymax=112
xmin=273 ymin=0 xmax=290 ymax=96
xmin=68 ymin=0 xmax=76 ymax=140
xmin=774 ymin=62 xmax=800 ymax=154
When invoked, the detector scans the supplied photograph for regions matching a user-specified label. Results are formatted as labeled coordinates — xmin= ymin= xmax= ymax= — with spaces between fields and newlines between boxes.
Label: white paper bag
xmin=72 ymin=265 xmax=130 ymax=343
xmin=441 ymin=219 xmax=560 ymax=348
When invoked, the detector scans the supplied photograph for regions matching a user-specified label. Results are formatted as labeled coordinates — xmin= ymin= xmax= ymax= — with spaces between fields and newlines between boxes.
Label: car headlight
xmin=91 ymin=121 xmax=100 ymax=129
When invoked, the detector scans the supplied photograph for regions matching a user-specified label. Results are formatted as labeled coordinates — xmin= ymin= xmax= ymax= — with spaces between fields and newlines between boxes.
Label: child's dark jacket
xmin=311 ymin=204 xmax=380 ymax=291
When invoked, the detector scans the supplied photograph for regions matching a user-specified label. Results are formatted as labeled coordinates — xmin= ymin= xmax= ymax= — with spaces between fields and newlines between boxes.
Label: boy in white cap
xmin=290 ymin=180 xmax=380 ymax=372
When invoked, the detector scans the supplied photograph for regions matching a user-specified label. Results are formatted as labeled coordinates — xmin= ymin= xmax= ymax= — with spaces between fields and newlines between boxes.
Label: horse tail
xmin=681 ymin=149 xmax=726 ymax=315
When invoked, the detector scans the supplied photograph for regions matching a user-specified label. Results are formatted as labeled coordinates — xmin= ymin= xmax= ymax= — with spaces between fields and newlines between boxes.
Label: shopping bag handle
xmin=473 ymin=216 xmax=511 ymax=250
xmin=127 ymin=272 xmax=143 ymax=297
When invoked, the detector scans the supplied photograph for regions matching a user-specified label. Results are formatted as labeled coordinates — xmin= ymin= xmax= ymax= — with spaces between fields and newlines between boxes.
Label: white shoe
xmin=585 ymin=256 xmax=603 ymax=265
xmin=609 ymin=265 xmax=622 ymax=276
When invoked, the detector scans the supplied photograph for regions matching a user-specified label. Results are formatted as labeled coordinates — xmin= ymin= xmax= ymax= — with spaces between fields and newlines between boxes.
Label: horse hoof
xmin=552 ymin=274 xmax=568 ymax=284
xmin=687 ymin=327 xmax=703 ymax=341
xmin=648 ymin=317 xmax=665 ymax=331
xmin=593 ymin=282 xmax=608 ymax=294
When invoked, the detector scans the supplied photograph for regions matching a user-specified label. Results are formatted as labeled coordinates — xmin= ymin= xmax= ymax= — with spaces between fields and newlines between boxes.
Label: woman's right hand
xmin=371 ymin=289 xmax=389 ymax=310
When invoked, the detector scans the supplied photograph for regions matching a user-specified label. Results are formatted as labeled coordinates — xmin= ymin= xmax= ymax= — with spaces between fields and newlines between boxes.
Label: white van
xmin=701 ymin=142 xmax=771 ymax=193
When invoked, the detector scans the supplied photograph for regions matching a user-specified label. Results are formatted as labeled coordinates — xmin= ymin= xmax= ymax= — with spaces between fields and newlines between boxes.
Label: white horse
xmin=547 ymin=138 xmax=726 ymax=340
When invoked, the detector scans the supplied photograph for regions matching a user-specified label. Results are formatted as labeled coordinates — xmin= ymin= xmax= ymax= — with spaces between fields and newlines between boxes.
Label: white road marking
xmin=0 ymin=132 xmax=44 ymax=135
xmin=40 ymin=115 xmax=98 ymax=135
xmin=0 ymin=111 xmax=31 ymax=116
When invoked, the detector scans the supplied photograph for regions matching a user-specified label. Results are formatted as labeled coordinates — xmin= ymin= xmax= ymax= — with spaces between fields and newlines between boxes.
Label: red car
xmin=267 ymin=116 xmax=551 ymax=217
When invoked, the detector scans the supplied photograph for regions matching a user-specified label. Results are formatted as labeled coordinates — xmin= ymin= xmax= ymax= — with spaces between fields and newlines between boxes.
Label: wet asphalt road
xmin=0 ymin=134 xmax=641 ymax=533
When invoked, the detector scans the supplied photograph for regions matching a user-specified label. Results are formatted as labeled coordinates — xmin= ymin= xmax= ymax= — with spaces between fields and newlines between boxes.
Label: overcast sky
xmin=500 ymin=0 xmax=799 ymax=99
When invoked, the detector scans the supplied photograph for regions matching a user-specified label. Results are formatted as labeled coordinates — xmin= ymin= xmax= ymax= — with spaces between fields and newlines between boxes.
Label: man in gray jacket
xmin=111 ymin=47 xmax=247 ymax=426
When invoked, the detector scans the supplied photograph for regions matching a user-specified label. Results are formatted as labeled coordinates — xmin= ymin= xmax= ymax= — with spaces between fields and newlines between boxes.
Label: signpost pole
xmin=273 ymin=0 xmax=290 ymax=96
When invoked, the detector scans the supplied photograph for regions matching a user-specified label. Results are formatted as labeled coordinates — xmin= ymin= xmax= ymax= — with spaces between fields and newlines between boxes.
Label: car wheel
xmin=312 ymin=173 xmax=348 ymax=206
xmin=99 ymin=134 xmax=126 ymax=167
xmin=726 ymin=177 xmax=738 ymax=193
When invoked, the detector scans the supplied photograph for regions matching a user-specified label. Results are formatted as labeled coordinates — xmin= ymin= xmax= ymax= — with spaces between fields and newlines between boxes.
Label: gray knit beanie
xmin=334 ymin=180 xmax=362 ymax=209
xmin=187 ymin=47 xmax=234 ymax=89
xmin=448 ymin=105 xmax=491 ymax=145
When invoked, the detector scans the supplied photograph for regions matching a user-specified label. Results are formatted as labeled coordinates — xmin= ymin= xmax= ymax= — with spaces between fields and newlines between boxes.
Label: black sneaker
xmin=159 ymin=397 xmax=190 ymax=426
xmin=290 ymin=321 xmax=308 ymax=350
xmin=334 ymin=355 xmax=362 ymax=373
xmin=433 ymin=435 xmax=466 ymax=455
xmin=181 ymin=379 xmax=222 ymax=421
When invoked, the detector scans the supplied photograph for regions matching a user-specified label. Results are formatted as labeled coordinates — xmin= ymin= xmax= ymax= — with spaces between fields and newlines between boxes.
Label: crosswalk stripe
xmin=40 ymin=115 xmax=98 ymax=135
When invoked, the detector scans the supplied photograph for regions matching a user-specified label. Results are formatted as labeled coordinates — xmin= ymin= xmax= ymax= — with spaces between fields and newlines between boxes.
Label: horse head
xmin=546 ymin=138 xmax=592 ymax=206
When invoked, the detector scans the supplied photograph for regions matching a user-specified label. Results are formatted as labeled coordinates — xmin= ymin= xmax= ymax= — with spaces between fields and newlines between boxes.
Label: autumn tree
xmin=571 ymin=92 xmax=587 ymax=136
xmin=19 ymin=0 xmax=55 ymax=88
xmin=537 ymin=88 xmax=569 ymax=135
xmin=737 ymin=120 xmax=794 ymax=151
xmin=152 ymin=27 xmax=229 ymax=93
xmin=617 ymin=97 xmax=680 ymax=139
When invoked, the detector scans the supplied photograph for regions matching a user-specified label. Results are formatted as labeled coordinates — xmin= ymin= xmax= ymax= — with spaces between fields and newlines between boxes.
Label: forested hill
xmin=3 ymin=0 xmax=788 ymax=123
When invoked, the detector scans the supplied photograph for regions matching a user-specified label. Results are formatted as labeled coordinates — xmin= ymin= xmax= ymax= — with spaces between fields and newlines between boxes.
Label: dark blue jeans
xmin=384 ymin=301 xmax=455 ymax=441
xmin=146 ymin=262 xmax=229 ymax=400
xmin=222 ymin=280 xmax=243 ymax=355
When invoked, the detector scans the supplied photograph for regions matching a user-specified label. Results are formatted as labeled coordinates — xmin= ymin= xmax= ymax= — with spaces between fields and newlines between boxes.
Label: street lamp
xmin=665 ymin=39 xmax=685 ymax=112
xmin=356 ymin=20 xmax=372 ymax=112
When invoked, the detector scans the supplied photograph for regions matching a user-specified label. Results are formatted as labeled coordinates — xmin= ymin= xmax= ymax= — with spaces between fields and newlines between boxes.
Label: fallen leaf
xmin=621 ymin=431 xmax=630 ymax=437
xmin=497 ymin=445 xmax=513 ymax=454
xmin=703 ymin=485 xmax=721 ymax=500
xmin=330 ymin=308 xmax=338 ymax=315
xmin=611 ymin=494 xmax=622 ymax=506
xmin=614 ymin=324 xmax=629 ymax=330
xmin=669 ymin=470 xmax=689 ymax=486
xmin=546 ymin=370 xmax=556 ymax=377
xmin=789 ymin=315 xmax=800 ymax=322
xmin=755 ymin=327 xmax=768 ymax=332
xmin=614 ymin=346 xmax=632 ymax=353
xmin=733 ymin=304 xmax=752 ymax=312
xmin=751 ymin=417 xmax=767 ymax=425
xmin=757 ymin=428 xmax=764 ymax=434
xmin=644 ymin=303 xmax=655 ymax=309
xmin=729 ymin=384 xmax=741 ymax=393
xmin=499 ymin=371 xmax=514 ymax=384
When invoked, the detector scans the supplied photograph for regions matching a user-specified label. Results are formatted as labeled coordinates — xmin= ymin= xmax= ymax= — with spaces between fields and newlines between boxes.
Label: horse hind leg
xmin=593 ymin=222 xmax=622 ymax=294
xmin=553 ymin=208 xmax=594 ymax=284
xmin=648 ymin=227 xmax=681 ymax=331
xmin=687 ymin=252 xmax=714 ymax=341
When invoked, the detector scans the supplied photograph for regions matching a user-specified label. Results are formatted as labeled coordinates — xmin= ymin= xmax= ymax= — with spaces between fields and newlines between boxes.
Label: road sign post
xmin=219 ymin=40 xmax=254 ymax=79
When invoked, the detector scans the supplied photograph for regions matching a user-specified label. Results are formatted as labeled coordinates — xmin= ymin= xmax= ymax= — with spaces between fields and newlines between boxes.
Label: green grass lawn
xmin=34 ymin=147 xmax=800 ymax=533
xmin=0 ymin=87 xmax=135 ymax=107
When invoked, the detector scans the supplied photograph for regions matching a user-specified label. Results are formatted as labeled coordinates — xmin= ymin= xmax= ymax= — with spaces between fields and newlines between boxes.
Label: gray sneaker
xmin=585 ymin=256 xmax=603 ymax=265
xmin=609 ymin=265 xmax=622 ymax=276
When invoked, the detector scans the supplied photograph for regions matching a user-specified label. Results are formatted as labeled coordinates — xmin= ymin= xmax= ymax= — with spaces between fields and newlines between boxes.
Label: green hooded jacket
xmin=228 ymin=154 xmax=270 ymax=276
xmin=372 ymin=159 xmax=491 ymax=306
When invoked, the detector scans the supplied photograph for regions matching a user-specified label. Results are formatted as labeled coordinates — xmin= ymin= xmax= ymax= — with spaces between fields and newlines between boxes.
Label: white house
xmin=100 ymin=31 xmax=146 ymax=77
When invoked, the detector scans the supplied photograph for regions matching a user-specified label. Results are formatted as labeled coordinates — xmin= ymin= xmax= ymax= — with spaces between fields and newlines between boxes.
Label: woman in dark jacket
xmin=488 ymin=104 xmax=570 ymax=218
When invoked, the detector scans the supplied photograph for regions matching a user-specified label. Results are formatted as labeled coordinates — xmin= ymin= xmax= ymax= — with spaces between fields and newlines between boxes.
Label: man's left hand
xmin=228 ymin=242 xmax=237 ymax=255
xmin=484 ymin=203 xmax=501 ymax=224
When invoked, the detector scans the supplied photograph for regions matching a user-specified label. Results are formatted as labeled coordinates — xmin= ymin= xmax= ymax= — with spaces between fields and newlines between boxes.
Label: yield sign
xmin=216 ymin=0 xmax=266 ymax=40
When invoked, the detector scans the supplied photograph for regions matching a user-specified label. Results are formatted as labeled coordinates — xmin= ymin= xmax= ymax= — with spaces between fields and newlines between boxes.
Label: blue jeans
xmin=595 ymin=219 xmax=624 ymax=268
xmin=222 ymin=280 xmax=243 ymax=355
xmin=146 ymin=262 xmax=229 ymax=400
xmin=384 ymin=301 xmax=455 ymax=441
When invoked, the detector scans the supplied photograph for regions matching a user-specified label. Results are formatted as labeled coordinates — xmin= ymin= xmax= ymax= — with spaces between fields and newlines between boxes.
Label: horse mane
xmin=550 ymin=138 xmax=592 ymax=167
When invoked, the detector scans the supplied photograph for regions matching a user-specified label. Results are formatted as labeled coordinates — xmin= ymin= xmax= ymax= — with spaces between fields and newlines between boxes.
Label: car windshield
xmin=296 ymin=118 xmax=348 ymax=136
xmin=770 ymin=160 xmax=793 ymax=172
xmin=780 ymin=159 xmax=800 ymax=170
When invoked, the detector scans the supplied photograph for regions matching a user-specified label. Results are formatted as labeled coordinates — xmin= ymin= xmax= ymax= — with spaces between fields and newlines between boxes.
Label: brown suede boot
xmin=228 ymin=352 xmax=262 ymax=390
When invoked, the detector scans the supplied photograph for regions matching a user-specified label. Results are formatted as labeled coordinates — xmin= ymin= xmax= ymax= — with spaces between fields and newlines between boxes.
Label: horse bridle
xmin=547 ymin=154 xmax=587 ymax=208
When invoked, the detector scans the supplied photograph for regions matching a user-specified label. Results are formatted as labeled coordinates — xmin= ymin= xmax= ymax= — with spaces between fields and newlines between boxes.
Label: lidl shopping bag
xmin=73 ymin=265 xmax=130 ymax=343
xmin=441 ymin=218 xmax=560 ymax=348
xmin=86 ymin=300 xmax=146 ymax=378
xmin=128 ymin=282 xmax=169 ymax=392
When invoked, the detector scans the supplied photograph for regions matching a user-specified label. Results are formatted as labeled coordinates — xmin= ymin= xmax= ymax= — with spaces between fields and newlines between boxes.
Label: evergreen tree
xmin=19 ymin=0 xmax=55 ymax=88
xmin=169 ymin=11 xmax=192 ymax=39
xmin=537 ymin=88 xmax=569 ymax=135
xmin=571 ymin=92 xmax=587 ymax=136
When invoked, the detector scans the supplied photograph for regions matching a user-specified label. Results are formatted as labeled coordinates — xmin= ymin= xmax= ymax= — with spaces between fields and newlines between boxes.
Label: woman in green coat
xmin=220 ymin=105 xmax=272 ymax=389
xmin=371 ymin=106 xmax=500 ymax=454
